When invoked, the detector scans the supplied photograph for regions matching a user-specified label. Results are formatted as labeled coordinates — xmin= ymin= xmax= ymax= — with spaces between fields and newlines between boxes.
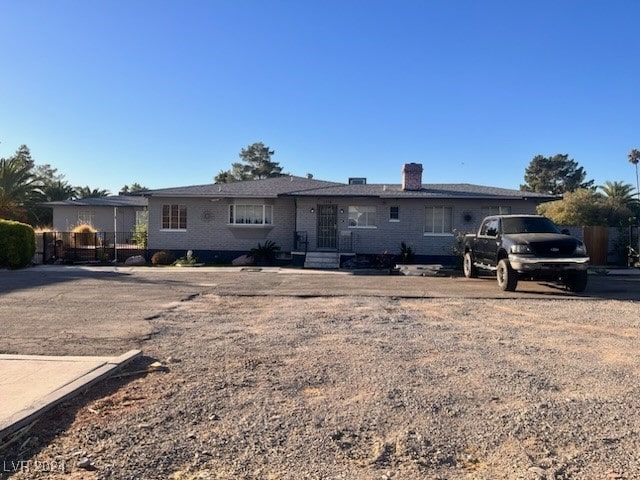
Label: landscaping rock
xmin=231 ymin=254 xmax=254 ymax=266
xmin=124 ymin=255 xmax=146 ymax=266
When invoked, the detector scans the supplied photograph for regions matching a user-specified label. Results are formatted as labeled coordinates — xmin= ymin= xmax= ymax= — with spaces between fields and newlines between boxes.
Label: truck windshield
xmin=502 ymin=217 xmax=561 ymax=234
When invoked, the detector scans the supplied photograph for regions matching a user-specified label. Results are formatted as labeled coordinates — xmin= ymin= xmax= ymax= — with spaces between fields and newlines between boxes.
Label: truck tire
xmin=463 ymin=252 xmax=478 ymax=278
xmin=497 ymin=259 xmax=518 ymax=291
xmin=565 ymin=271 xmax=588 ymax=292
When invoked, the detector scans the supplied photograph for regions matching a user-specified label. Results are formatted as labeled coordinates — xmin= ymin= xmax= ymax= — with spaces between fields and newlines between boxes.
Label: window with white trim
xmin=389 ymin=206 xmax=399 ymax=222
xmin=348 ymin=206 xmax=377 ymax=228
xmin=482 ymin=206 xmax=512 ymax=216
xmin=77 ymin=210 xmax=94 ymax=226
xmin=162 ymin=204 xmax=187 ymax=230
xmin=424 ymin=206 xmax=453 ymax=234
xmin=228 ymin=204 xmax=273 ymax=225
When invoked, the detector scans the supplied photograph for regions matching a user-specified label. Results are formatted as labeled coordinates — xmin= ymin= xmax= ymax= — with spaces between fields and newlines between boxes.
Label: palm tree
xmin=28 ymin=180 xmax=79 ymax=226
xmin=0 ymin=155 xmax=41 ymax=222
xmin=629 ymin=148 xmax=640 ymax=203
xmin=600 ymin=181 xmax=639 ymax=223
xmin=76 ymin=186 xmax=110 ymax=198
xmin=600 ymin=181 xmax=637 ymax=206
xmin=44 ymin=181 xmax=78 ymax=201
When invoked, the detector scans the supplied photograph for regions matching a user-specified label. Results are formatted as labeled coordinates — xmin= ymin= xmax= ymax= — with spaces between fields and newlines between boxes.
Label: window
xmin=482 ymin=206 xmax=512 ymax=216
xmin=424 ymin=206 xmax=452 ymax=235
xmin=77 ymin=210 xmax=94 ymax=225
xmin=479 ymin=218 xmax=499 ymax=237
xmin=162 ymin=204 xmax=187 ymax=230
xmin=348 ymin=206 xmax=376 ymax=228
xmin=389 ymin=206 xmax=399 ymax=222
xmin=229 ymin=204 xmax=273 ymax=225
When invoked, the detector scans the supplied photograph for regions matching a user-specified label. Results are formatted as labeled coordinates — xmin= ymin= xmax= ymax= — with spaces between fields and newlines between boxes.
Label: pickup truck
xmin=462 ymin=214 xmax=590 ymax=292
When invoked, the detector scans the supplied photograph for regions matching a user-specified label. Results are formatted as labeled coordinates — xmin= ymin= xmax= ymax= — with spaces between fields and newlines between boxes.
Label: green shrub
xmin=249 ymin=240 xmax=280 ymax=265
xmin=132 ymin=221 xmax=148 ymax=248
xmin=151 ymin=250 xmax=173 ymax=265
xmin=399 ymin=241 xmax=415 ymax=264
xmin=0 ymin=219 xmax=36 ymax=269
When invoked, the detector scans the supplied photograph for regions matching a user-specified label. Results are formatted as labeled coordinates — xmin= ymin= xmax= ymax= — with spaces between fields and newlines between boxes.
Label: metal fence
xmin=38 ymin=232 xmax=147 ymax=264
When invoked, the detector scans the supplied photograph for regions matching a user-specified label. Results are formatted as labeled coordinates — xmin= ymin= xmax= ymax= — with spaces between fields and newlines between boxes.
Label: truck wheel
xmin=497 ymin=259 xmax=518 ymax=291
xmin=463 ymin=252 xmax=478 ymax=278
xmin=565 ymin=271 xmax=588 ymax=292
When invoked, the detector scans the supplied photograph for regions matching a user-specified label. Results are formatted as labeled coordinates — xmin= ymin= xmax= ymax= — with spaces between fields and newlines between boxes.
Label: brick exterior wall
xmin=295 ymin=197 xmax=539 ymax=258
xmin=148 ymin=197 xmax=296 ymax=254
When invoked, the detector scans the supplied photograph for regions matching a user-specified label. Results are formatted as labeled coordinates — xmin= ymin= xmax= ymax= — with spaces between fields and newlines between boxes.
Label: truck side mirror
xmin=561 ymin=229 xmax=570 ymax=235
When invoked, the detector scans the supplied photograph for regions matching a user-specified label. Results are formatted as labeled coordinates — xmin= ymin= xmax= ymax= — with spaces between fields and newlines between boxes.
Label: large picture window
xmin=229 ymin=204 xmax=273 ymax=225
xmin=348 ymin=206 xmax=376 ymax=228
xmin=162 ymin=204 xmax=187 ymax=230
xmin=425 ymin=206 xmax=453 ymax=235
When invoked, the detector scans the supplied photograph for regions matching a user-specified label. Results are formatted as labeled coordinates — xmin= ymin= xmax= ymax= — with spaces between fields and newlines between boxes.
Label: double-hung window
xmin=229 ymin=204 xmax=273 ymax=225
xmin=389 ymin=206 xmax=399 ymax=222
xmin=162 ymin=204 xmax=187 ymax=230
xmin=348 ymin=206 xmax=376 ymax=228
xmin=424 ymin=206 xmax=453 ymax=235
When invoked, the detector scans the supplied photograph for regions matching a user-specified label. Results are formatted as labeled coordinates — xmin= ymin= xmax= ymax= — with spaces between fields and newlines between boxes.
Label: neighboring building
xmin=143 ymin=164 xmax=554 ymax=266
xmin=46 ymin=195 xmax=148 ymax=234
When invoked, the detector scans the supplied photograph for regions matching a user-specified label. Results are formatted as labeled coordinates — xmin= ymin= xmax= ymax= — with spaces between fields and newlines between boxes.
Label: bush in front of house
xmin=399 ymin=241 xmax=415 ymax=264
xmin=0 ymin=219 xmax=36 ymax=269
xmin=151 ymin=250 xmax=173 ymax=265
xmin=72 ymin=223 xmax=98 ymax=246
xmin=249 ymin=240 xmax=280 ymax=266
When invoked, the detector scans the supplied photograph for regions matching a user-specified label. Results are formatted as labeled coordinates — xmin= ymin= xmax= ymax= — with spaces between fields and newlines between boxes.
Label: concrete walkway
xmin=0 ymin=350 xmax=141 ymax=442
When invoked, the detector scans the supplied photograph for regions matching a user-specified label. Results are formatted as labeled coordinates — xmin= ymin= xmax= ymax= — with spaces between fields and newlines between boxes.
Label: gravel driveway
xmin=1 ymin=267 xmax=639 ymax=479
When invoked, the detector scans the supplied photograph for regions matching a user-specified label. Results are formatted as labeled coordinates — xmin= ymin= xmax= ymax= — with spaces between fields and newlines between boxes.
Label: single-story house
xmin=143 ymin=163 xmax=554 ymax=266
xmin=46 ymin=195 xmax=148 ymax=234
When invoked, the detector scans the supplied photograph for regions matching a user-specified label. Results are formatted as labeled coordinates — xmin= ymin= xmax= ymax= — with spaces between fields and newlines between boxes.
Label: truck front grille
xmin=530 ymin=241 xmax=576 ymax=257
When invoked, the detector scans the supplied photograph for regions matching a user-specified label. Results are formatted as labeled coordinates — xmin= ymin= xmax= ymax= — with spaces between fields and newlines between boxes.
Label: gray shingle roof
xmin=287 ymin=183 xmax=555 ymax=199
xmin=144 ymin=176 xmax=342 ymax=198
xmin=144 ymin=176 xmax=554 ymax=201
xmin=44 ymin=195 xmax=148 ymax=207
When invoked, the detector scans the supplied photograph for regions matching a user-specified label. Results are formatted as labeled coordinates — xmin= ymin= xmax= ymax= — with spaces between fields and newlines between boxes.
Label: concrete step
xmin=304 ymin=252 xmax=340 ymax=269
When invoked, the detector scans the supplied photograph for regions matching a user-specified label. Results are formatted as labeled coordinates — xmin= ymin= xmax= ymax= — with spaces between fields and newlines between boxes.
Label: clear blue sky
xmin=1 ymin=1 xmax=639 ymax=194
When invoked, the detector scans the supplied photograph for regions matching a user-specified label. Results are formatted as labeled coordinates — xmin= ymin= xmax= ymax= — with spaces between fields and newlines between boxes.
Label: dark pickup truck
xmin=462 ymin=214 xmax=590 ymax=292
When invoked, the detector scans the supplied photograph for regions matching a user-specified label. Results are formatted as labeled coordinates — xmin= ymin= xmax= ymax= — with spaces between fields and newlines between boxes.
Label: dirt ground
xmin=1 ymin=267 xmax=640 ymax=479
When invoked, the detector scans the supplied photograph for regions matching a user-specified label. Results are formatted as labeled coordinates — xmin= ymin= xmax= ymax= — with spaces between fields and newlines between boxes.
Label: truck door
xmin=477 ymin=217 xmax=500 ymax=265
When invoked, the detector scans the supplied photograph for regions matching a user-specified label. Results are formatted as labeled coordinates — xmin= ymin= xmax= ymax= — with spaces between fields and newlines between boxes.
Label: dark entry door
xmin=317 ymin=205 xmax=338 ymax=249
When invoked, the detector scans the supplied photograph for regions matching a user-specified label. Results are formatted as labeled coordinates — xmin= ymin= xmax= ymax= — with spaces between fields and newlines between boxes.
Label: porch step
xmin=304 ymin=252 xmax=340 ymax=269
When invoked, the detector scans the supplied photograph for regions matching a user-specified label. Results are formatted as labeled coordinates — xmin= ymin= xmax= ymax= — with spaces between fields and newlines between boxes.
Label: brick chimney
xmin=402 ymin=163 xmax=423 ymax=191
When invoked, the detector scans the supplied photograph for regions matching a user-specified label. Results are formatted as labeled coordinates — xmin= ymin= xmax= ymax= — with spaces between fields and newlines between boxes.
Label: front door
xmin=316 ymin=204 xmax=338 ymax=249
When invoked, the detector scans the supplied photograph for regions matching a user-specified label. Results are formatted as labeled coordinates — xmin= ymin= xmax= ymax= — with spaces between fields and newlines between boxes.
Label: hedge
xmin=0 ymin=219 xmax=36 ymax=269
